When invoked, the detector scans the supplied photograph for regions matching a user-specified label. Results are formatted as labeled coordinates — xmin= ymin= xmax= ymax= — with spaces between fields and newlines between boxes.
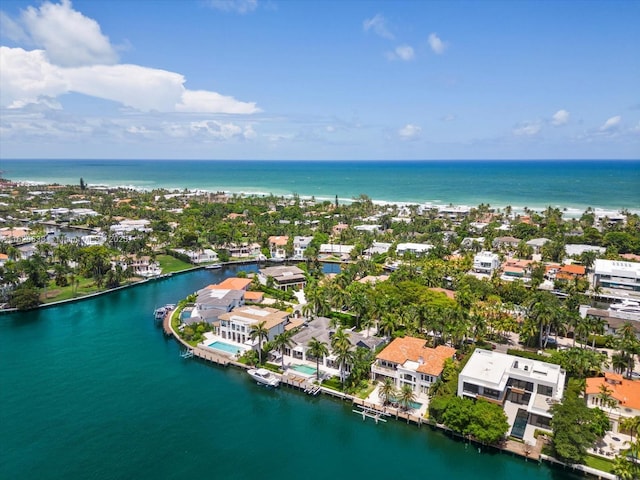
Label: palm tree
xmin=272 ymin=330 xmax=294 ymax=371
xmin=307 ymin=337 xmax=328 ymax=382
xmin=611 ymin=454 xmax=634 ymax=480
xmin=379 ymin=377 xmax=397 ymax=406
xmin=398 ymin=384 xmax=417 ymax=411
xmin=249 ymin=321 xmax=269 ymax=365
xmin=620 ymin=416 xmax=640 ymax=447
xmin=331 ymin=327 xmax=353 ymax=387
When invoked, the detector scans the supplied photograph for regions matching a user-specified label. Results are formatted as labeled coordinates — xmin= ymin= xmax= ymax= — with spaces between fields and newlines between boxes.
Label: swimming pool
xmin=208 ymin=341 xmax=242 ymax=355
xmin=291 ymin=364 xmax=317 ymax=376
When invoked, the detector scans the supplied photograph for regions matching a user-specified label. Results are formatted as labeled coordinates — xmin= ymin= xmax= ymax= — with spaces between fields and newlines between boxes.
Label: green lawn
xmin=584 ymin=453 xmax=614 ymax=473
xmin=41 ymin=277 xmax=102 ymax=303
xmin=157 ymin=254 xmax=193 ymax=273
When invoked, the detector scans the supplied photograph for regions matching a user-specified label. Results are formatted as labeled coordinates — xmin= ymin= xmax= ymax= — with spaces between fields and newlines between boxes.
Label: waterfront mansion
xmin=458 ymin=349 xmax=566 ymax=441
xmin=372 ymin=337 xmax=456 ymax=395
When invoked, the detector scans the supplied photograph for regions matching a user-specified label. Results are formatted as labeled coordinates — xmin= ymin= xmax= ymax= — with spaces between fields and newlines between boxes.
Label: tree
xmin=8 ymin=286 xmax=41 ymax=310
xmin=550 ymin=380 xmax=607 ymax=464
xmin=379 ymin=377 xmax=397 ymax=406
xmin=331 ymin=327 xmax=353 ymax=387
xmin=398 ymin=384 xmax=417 ymax=412
xmin=272 ymin=330 xmax=294 ymax=371
xmin=249 ymin=321 xmax=269 ymax=365
xmin=467 ymin=399 xmax=510 ymax=445
xmin=620 ymin=416 xmax=640 ymax=446
xmin=612 ymin=454 xmax=635 ymax=480
xmin=442 ymin=396 xmax=474 ymax=435
xmin=307 ymin=337 xmax=328 ymax=382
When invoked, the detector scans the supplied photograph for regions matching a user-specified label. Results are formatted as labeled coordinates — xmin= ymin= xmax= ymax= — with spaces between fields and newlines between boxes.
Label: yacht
xmin=247 ymin=368 xmax=280 ymax=387
xmin=609 ymin=300 xmax=640 ymax=315
xmin=205 ymin=263 xmax=222 ymax=269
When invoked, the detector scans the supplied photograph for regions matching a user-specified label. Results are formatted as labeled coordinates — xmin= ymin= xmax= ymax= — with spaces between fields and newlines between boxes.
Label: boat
xmin=247 ymin=368 xmax=280 ymax=387
xmin=153 ymin=304 xmax=175 ymax=321
xmin=205 ymin=263 xmax=222 ymax=269
xmin=609 ymin=300 xmax=640 ymax=315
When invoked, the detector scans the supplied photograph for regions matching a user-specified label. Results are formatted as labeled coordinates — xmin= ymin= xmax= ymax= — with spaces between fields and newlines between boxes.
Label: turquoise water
xmin=1 ymin=267 xmax=580 ymax=479
xmin=1 ymin=159 xmax=638 ymax=213
xmin=291 ymin=364 xmax=317 ymax=375
xmin=208 ymin=340 xmax=242 ymax=354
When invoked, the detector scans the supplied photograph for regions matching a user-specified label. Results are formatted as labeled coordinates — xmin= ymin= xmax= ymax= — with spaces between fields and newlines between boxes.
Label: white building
xmin=258 ymin=265 xmax=307 ymax=291
xmin=292 ymin=236 xmax=314 ymax=259
xmin=473 ymin=251 xmax=501 ymax=275
xmin=564 ymin=244 xmax=606 ymax=258
xmin=216 ymin=306 xmax=289 ymax=347
xmin=268 ymin=235 xmax=289 ymax=260
xmin=396 ymin=242 xmax=433 ymax=256
xmin=593 ymin=259 xmax=640 ymax=292
xmin=458 ymin=349 xmax=566 ymax=440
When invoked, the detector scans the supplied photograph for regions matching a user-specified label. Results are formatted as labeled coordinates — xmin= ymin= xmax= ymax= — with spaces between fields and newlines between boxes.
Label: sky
xmin=0 ymin=0 xmax=639 ymax=160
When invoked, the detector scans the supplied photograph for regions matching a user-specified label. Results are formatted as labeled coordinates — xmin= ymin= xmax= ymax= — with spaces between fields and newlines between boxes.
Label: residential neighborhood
xmin=1 ymin=177 xmax=640 ymax=477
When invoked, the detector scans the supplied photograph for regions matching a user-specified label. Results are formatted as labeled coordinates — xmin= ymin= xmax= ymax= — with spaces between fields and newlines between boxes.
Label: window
xmin=483 ymin=387 xmax=501 ymax=399
xmin=537 ymin=384 xmax=553 ymax=396
xmin=463 ymin=382 xmax=479 ymax=394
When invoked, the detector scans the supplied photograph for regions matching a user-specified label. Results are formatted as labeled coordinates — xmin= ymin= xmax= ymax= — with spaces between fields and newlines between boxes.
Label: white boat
xmin=609 ymin=300 xmax=640 ymax=315
xmin=248 ymin=368 xmax=280 ymax=387
xmin=205 ymin=263 xmax=222 ymax=269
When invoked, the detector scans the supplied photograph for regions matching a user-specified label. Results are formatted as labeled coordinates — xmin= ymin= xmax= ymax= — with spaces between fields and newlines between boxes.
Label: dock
xmin=280 ymin=374 xmax=322 ymax=395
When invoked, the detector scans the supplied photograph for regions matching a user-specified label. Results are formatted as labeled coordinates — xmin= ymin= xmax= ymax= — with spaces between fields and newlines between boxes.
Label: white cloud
xmin=428 ymin=33 xmax=447 ymax=55
xmin=600 ymin=115 xmax=621 ymax=131
xmin=363 ymin=14 xmax=394 ymax=40
xmin=386 ymin=45 xmax=414 ymax=61
xmin=551 ymin=109 xmax=570 ymax=126
xmin=1 ymin=0 xmax=261 ymax=115
xmin=177 ymin=90 xmax=259 ymax=114
xmin=441 ymin=114 xmax=456 ymax=122
xmin=398 ymin=123 xmax=421 ymax=140
xmin=513 ymin=122 xmax=542 ymax=136
xmin=207 ymin=0 xmax=258 ymax=14
xmin=16 ymin=0 xmax=118 ymax=67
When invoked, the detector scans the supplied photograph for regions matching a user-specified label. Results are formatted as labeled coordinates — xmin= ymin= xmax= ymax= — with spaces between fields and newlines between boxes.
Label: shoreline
xmin=6 ymin=178 xmax=638 ymax=219
xmin=2 ymin=159 xmax=638 ymax=215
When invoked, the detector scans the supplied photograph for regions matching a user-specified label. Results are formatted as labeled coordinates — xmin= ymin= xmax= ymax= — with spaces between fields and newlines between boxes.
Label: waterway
xmin=0 ymin=266 xmax=579 ymax=479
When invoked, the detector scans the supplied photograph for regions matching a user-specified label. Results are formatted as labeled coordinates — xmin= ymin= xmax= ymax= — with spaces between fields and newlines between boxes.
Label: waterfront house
xmin=216 ymin=305 xmax=290 ymax=346
xmin=268 ymin=235 xmax=289 ymax=260
xmin=190 ymin=286 xmax=246 ymax=323
xmin=173 ymin=248 xmax=219 ymax=264
xmin=372 ymin=337 xmax=456 ymax=395
xmin=585 ymin=373 xmax=640 ymax=433
xmin=457 ymin=349 xmax=566 ymax=441
xmin=114 ymin=255 xmax=161 ymax=278
xmin=258 ymin=265 xmax=306 ymax=291
xmin=473 ymin=251 xmax=501 ymax=275
xmin=289 ymin=316 xmax=385 ymax=370
xmin=593 ymin=259 xmax=640 ymax=293
xmin=319 ymin=243 xmax=354 ymax=260
xmin=292 ymin=236 xmax=314 ymax=260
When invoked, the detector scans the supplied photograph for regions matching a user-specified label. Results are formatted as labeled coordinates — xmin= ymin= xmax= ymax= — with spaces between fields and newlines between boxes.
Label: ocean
xmin=0 ymin=267 xmax=579 ymax=480
xmin=1 ymin=159 xmax=639 ymax=214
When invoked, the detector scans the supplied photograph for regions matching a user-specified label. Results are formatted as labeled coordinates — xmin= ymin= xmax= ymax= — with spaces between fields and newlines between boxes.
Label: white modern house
xmin=372 ymin=337 xmax=456 ymax=396
xmin=216 ymin=305 xmax=290 ymax=346
xmin=593 ymin=259 xmax=640 ymax=292
xmin=473 ymin=251 xmax=501 ymax=275
xmin=292 ymin=236 xmax=314 ymax=259
xmin=458 ymin=349 xmax=566 ymax=441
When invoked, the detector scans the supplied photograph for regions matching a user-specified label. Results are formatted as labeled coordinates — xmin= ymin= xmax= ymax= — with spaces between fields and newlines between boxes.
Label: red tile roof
xmin=376 ymin=337 xmax=456 ymax=377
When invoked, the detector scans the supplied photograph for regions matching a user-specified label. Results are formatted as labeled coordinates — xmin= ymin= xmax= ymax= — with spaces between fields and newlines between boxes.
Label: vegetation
xmin=549 ymin=379 xmax=610 ymax=464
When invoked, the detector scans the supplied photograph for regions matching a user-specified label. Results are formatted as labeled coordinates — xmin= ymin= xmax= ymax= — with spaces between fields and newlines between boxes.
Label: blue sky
xmin=1 ymin=0 xmax=638 ymax=160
